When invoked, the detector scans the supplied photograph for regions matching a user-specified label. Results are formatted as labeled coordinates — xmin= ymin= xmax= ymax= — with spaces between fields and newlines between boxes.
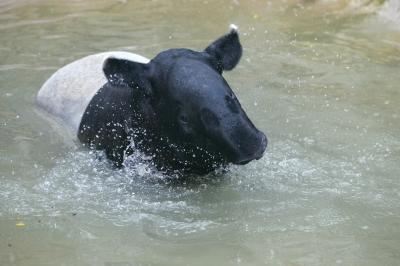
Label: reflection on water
xmin=1 ymin=0 xmax=400 ymax=265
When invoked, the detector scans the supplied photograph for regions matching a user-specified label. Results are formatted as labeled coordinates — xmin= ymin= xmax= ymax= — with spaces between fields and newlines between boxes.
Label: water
xmin=1 ymin=0 xmax=399 ymax=265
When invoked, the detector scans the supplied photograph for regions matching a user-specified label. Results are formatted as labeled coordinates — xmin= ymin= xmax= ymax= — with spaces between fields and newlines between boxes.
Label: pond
xmin=1 ymin=0 xmax=399 ymax=265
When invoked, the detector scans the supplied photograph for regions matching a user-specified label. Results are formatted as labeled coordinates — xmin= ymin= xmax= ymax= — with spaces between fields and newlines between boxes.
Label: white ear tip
xmin=229 ymin=24 xmax=238 ymax=32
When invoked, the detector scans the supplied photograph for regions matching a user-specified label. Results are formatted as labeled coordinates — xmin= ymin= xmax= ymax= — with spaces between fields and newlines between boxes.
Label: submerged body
xmin=37 ymin=26 xmax=267 ymax=175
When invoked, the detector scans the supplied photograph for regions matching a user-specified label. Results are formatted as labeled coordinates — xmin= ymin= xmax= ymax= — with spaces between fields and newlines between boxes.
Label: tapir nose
xmin=256 ymin=133 xmax=268 ymax=158
xmin=232 ymin=132 xmax=267 ymax=165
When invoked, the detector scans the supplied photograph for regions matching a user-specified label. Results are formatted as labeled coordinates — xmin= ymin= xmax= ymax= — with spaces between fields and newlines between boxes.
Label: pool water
xmin=1 ymin=0 xmax=399 ymax=265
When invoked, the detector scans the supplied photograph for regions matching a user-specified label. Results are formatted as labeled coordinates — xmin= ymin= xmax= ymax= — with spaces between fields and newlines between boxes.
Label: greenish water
xmin=1 ymin=0 xmax=399 ymax=265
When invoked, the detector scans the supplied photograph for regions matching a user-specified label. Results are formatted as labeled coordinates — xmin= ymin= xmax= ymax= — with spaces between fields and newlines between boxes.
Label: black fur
xmin=78 ymin=28 xmax=267 ymax=175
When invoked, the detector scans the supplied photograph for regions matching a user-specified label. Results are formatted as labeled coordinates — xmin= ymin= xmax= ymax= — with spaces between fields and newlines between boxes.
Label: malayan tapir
xmin=37 ymin=25 xmax=267 ymax=175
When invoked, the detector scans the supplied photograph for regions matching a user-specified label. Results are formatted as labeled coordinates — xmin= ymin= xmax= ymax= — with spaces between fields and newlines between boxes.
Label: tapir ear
xmin=103 ymin=57 xmax=151 ymax=91
xmin=204 ymin=24 xmax=243 ymax=71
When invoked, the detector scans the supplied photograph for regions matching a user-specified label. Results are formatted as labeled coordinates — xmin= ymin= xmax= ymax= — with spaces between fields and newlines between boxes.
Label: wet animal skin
xmin=37 ymin=25 xmax=267 ymax=175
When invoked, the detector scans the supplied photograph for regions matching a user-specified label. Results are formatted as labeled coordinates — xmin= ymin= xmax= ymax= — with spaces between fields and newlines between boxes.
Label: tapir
xmin=37 ymin=25 xmax=267 ymax=175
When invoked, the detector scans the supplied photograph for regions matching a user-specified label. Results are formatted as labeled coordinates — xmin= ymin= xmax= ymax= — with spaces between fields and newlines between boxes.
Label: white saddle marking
xmin=37 ymin=51 xmax=150 ymax=134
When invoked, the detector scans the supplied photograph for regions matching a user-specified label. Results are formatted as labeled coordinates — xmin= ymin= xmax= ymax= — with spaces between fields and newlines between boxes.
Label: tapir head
xmin=103 ymin=26 xmax=267 ymax=175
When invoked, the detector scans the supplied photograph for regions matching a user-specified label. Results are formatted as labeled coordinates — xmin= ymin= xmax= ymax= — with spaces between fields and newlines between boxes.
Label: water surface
xmin=1 ymin=0 xmax=400 ymax=265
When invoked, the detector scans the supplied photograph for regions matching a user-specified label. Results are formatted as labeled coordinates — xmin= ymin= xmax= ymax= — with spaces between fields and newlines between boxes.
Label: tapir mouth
xmin=231 ymin=133 xmax=267 ymax=165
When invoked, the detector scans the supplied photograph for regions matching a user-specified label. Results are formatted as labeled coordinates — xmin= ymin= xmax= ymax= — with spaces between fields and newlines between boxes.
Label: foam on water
xmin=2 ymin=129 xmax=397 ymax=237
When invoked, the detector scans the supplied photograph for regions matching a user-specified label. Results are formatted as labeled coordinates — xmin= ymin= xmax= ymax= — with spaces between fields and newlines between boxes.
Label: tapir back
xmin=36 ymin=51 xmax=149 ymax=134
